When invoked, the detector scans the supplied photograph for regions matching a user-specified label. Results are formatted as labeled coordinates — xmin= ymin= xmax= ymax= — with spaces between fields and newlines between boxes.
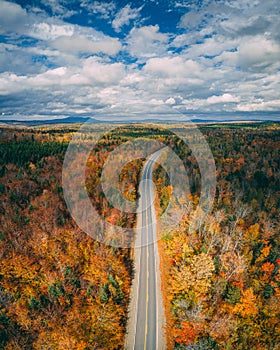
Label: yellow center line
xmin=144 ymin=164 xmax=151 ymax=350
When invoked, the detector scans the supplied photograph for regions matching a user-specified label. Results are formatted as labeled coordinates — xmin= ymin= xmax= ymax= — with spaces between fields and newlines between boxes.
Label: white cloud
xmin=120 ymin=72 xmax=144 ymax=86
xmin=0 ymin=0 xmax=279 ymax=120
xmin=177 ymin=95 xmax=242 ymax=112
xmin=81 ymin=1 xmax=116 ymax=19
xmin=165 ymin=97 xmax=176 ymax=105
xmin=212 ymin=35 xmax=280 ymax=72
xmin=0 ymin=43 xmax=50 ymax=74
xmin=30 ymin=22 xmax=75 ymax=40
xmin=126 ymin=25 xmax=169 ymax=59
xmin=220 ymin=14 xmax=270 ymax=37
xmin=144 ymin=56 xmax=202 ymax=78
xmin=171 ymin=34 xmax=191 ymax=48
xmin=51 ymin=34 xmax=122 ymax=56
xmin=213 ymin=50 xmax=238 ymax=66
xmin=150 ymin=98 xmax=164 ymax=105
xmin=236 ymin=36 xmax=280 ymax=71
xmin=0 ymin=1 xmax=29 ymax=34
xmin=0 ymin=73 xmax=28 ymax=95
xmin=82 ymin=58 xmax=125 ymax=84
xmin=237 ymin=99 xmax=280 ymax=112
xmin=207 ymin=93 xmax=240 ymax=104
xmin=39 ymin=0 xmax=76 ymax=18
xmin=30 ymin=22 xmax=122 ymax=56
xmin=185 ymin=36 xmax=240 ymax=58
xmin=112 ymin=4 xmax=142 ymax=32
xmin=179 ymin=10 xmax=205 ymax=30
xmin=0 ymin=2 xmax=122 ymax=61
xmin=0 ymin=57 xmax=126 ymax=97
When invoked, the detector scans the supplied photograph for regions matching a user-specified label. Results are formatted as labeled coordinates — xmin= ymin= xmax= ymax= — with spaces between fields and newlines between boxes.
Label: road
xmin=125 ymin=149 xmax=165 ymax=350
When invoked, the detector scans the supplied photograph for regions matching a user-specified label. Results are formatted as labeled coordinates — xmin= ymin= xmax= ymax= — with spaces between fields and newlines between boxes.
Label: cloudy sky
xmin=0 ymin=0 xmax=279 ymax=121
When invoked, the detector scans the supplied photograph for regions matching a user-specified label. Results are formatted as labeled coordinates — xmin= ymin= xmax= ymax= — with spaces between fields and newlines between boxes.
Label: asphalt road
xmin=133 ymin=149 xmax=164 ymax=350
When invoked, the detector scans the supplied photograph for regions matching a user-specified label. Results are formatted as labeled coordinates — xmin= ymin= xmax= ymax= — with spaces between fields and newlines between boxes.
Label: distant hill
xmin=0 ymin=116 xmax=278 ymax=126
xmin=0 ymin=116 xmax=96 ymax=126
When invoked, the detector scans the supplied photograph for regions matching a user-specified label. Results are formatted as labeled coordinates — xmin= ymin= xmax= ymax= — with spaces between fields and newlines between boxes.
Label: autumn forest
xmin=0 ymin=122 xmax=279 ymax=349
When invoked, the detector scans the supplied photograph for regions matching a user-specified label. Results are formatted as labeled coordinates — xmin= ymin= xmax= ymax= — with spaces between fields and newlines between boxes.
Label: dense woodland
xmin=0 ymin=126 xmax=133 ymax=349
xmin=0 ymin=122 xmax=279 ymax=349
xmin=156 ymin=123 xmax=280 ymax=349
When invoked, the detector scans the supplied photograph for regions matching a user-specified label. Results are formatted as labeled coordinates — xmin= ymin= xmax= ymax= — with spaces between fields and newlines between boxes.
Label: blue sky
xmin=0 ymin=0 xmax=279 ymax=121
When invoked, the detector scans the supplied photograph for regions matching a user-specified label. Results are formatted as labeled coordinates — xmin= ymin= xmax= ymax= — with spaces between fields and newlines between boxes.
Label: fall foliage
xmin=0 ymin=126 xmax=134 ymax=349
xmin=0 ymin=122 xmax=279 ymax=349
xmin=157 ymin=122 xmax=280 ymax=349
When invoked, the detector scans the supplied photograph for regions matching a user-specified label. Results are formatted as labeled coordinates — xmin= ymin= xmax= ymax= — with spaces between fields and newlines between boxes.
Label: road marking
xmin=132 ymin=174 xmax=145 ymax=350
xmin=151 ymin=182 xmax=159 ymax=350
xmin=133 ymin=164 xmax=150 ymax=350
xmin=148 ymin=153 xmax=160 ymax=350
xmin=144 ymin=171 xmax=149 ymax=350
xmin=145 ymin=154 xmax=159 ymax=350
xmin=132 ymin=151 xmax=162 ymax=350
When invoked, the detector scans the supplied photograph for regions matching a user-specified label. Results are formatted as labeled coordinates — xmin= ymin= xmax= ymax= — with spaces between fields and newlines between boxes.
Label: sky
xmin=0 ymin=0 xmax=280 ymax=121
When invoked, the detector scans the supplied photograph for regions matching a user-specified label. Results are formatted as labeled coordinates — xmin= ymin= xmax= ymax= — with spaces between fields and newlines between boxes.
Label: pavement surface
xmin=125 ymin=149 xmax=166 ymax=350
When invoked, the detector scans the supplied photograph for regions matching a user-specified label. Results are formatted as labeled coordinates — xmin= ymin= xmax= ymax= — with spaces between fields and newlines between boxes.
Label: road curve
xmin=125 ymin=149 xmax=166 ymax=350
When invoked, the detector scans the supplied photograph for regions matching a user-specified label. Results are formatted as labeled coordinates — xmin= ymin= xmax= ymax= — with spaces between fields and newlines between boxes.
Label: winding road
xmin=125 ymin=149 xmax=165 ymax=350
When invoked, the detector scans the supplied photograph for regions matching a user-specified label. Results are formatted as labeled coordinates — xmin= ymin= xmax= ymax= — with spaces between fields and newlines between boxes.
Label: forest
xmin=0 ymin=122 xmax=279 ymax=349
xmin=156 ymin=123 xmax=280 ymax=349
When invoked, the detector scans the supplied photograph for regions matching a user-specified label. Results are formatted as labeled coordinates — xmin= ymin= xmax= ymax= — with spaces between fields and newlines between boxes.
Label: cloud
xmin=0 ymin=1 xmax=29 ymax=34
xmin=39 ymin=0 xmax=76 ymax=18
xmin=185 ymin=35 xmax=240 ymax=58
xmin=82 ymin=58 xmax=125 ymax=84
xmin=0 ymin=58 xmax=125 ymax=93
xmin=179 ymin=10 xmax=205 ymax=30
xmin=144 ymin=56 xmax=202 ymax=79
xmin=237 ymin=99 xmax=280 ymax=112
xmin=0 ymin=57 xmax=127 ymax=120
xmin=30 ymin=22 xmax=75 ymax=40
xmin=51 ymin=34 xmax=122 ymax=56
xmin=0 ymin=43 xmax=49 ymax=75
xmin=213 ymin=35 xmax=280 ymax=72
xmin=0 ymin=0 xmax=279 ymax=121
xmin=30 ymin=22 xmax=123 ymax=57
xmin=150 ymin=98 xmax=164 ymax=105
xmin=81 ymin=1 xmax=116 ymax=19
xmin=178 ymin=0 xmax=280 ymax=47
xmin=207 ymin=94 xmax=240 ymax=104
xmin=126 ymin=25 xmax=169 ymax=59
xmin=112 ymin=4 xmax=142 ymax=32
xmin=165 ymin=97 xmax=176 ymax=105
xmin=236 ymin=36 xmax=280 ymax=71
xmin=0 ymin=2 xmax=122 ymax=60
xmin=221 ymin=15 xmax=271 ymax=37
